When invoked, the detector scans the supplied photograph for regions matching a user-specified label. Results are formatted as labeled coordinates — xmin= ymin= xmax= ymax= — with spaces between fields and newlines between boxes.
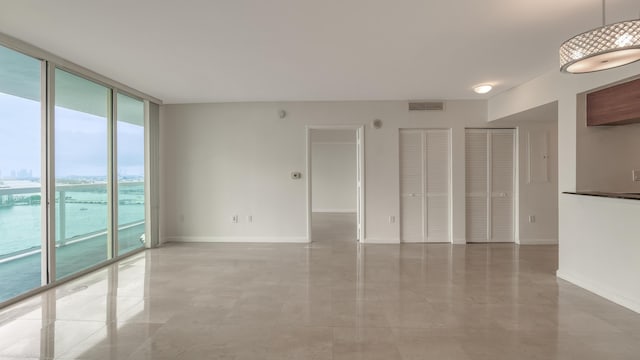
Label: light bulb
xmin=473 ymin=84 xmax=493 ymax=94
xmin=615 ymin=33 xmax=634 ymax=47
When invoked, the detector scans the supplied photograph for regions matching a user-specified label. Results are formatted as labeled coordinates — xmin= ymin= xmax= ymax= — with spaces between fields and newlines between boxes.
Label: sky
xmin=0 ymin=92 xmax=144 ymax=180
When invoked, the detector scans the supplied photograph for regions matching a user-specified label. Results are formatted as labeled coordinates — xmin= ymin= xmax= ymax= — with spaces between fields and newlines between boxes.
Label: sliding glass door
xmin=116 ymin=93 xmax=145 ymax=255
xmin=54 ymin=69 xmax=110 ymax=280
xmin=0 ymin=46 xmax=43 ymax=302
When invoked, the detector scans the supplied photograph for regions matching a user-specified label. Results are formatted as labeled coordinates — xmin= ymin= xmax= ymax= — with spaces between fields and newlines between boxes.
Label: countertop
xmin=563 ymin=191 xmax=640 ymax=200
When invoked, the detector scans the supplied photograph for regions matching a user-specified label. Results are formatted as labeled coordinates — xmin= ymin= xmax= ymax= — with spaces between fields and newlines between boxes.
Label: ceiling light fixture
xmin=473 ymin=84 xmax=493 ymax=94
xmin=560 ymin=0 xmax=640 ymax=73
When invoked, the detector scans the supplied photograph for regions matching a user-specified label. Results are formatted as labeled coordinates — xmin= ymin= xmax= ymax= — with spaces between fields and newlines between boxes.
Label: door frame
xmin=306 ymin=125 xmax=365 ymax=243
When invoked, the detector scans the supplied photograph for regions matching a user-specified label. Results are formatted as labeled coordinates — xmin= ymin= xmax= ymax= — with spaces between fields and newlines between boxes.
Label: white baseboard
xmin=453 ymin=237 xmax=467 ymax=245
xmin=400 ymin=239 xmax=426 ymax=243
xmin=556 ymin=269 xmax=640 ymax=314
xmin=400 ymin=239 xmax=452 ymax=244
xmin=312 ymin=209 xmax=357 ymax=213
xmin=362 ymin=237 xmax=400 ymax=244
xmin=165 ymin=236 xmax=309 ymax=244
xmin=395 ymin=238 xmax=471 ymax=245
xmin=519 ymin=238 xmax=558 ymax=245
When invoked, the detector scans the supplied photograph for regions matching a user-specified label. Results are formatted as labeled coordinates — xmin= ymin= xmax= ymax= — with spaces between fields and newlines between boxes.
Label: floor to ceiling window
xmin=0 ymin=45 xmax=43 ymax=302
xmin=0 ymin=38 xmax=155 ymax=306
xmin=116 ymin=93 xmax=145 ymax=255
xmin=54 ymin=69 xmax=111 ymax=279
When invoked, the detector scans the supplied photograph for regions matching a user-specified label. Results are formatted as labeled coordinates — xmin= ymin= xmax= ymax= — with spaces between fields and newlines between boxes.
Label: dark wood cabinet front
xmin=587 ymin=77 xmax=640 ymax=126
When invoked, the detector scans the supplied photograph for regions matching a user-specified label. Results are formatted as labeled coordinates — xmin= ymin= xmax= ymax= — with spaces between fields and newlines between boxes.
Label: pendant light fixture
xmin=560 ymin=0 xmax=640 ymax=73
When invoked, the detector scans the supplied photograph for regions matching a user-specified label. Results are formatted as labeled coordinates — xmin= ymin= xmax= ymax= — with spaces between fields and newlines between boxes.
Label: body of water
xmin=0 ymin=184 xmax=144 ymax=257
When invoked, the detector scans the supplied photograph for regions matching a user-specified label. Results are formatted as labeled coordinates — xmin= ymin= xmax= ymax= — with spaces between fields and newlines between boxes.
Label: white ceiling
xmin=1 ymin=0 xmax=638 ymax=104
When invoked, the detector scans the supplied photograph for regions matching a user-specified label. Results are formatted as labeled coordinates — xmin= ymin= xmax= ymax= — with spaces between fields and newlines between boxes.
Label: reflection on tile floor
xmin=1 ymin=213 xmax=639 ymax=359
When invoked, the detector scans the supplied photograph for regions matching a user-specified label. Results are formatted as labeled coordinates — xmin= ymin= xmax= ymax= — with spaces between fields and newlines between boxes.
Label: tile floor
xmin=0 ymin=213 xmax=639 ymax=359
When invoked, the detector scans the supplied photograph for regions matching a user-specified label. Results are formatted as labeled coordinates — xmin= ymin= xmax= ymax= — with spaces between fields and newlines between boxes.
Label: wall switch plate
xmin=232 ymin=215 xmax=239 ymax=223
xmin=389 ymin=215 xmax=396 ymax=224
xmin=291 ymin=171 xmax=302 ymax=180
xmin=247 ymin=215 xmax=252 ymax=223
xmin=529 ymin=215 xmax=536 ymax=223
xmin=633 ymin=170 xmax=640 ymax=182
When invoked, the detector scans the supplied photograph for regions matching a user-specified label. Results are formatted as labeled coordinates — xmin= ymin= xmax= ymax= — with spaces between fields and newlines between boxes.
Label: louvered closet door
xmin=400 ymin=130 xmax=424 ymax=243
xmin=425 ymin=130 xmax=450 ymax=242
xmin=356 ymin=128 xmax=362 ymax=241
xmin=400 ymin=129 xmax=451 ymax=243
xmin=465 ymin=129 xmax=515 ymax=243
xmin=490 ymin=131 xmax=514 ymax=242
xmin=465 ymin=131 xmax=489 ymax=242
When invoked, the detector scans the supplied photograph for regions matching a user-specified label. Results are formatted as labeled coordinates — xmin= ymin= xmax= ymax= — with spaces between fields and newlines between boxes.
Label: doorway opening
xmin=306 ymin=126 xmax=364 ymax=244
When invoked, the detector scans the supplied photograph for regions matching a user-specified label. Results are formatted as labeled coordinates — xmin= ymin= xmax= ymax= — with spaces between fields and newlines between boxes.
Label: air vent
xmin=408 ymin=101 xmax=445 ymax=111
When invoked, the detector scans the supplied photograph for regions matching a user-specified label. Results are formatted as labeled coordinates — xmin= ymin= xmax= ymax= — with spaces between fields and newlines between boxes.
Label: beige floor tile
xmin=332 ymin=327 xmax=403 ymax=360
xmin=391 ymin=328 xmax=471 ymax=360
xmin=330 ymin=300 xmax=391 ymax=328
xmin=0 ymin=212 xmax=639 ymax=359
xmin=0 ymin=319 xmax=104 ymax=358
xmin=57 ymin=322 xmax=163 ymax=359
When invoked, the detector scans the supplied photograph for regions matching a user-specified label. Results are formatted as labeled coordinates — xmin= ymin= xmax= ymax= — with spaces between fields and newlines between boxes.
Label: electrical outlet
xmin=529 ymin=215 xmax=536 ymax=223
xmin=633 ymin=170 xmax=640 ymax=182
xmin=389 ymin=215 xmax=396 ymax=224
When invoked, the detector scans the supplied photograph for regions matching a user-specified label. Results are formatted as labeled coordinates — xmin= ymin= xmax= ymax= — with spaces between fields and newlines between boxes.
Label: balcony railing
xmin=0 ymin=181 xmax=144 ymax=262
xmin=0 ymin=181 xmax=146 ymax=301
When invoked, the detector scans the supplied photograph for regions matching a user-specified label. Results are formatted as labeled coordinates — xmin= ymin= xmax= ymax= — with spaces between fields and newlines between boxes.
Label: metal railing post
xmin=58 ymin=190 xmax=65 ymax=246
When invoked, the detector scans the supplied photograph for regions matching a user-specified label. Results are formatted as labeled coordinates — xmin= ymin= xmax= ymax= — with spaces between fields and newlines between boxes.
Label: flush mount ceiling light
xmin=560 ymin=0 xmax=640 ymax=73
xmin=473 ymin=84 xmax=493 ymax=94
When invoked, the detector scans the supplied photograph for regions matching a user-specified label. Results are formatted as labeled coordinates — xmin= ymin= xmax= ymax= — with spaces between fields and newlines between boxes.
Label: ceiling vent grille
xmin=408 ymin=101 xmax=445 ymax=111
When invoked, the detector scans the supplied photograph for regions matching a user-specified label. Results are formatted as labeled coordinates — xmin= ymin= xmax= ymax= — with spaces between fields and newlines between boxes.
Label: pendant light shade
xmin=560 ymin=19 xmax=640 ymax=73
xmin=560 ymin=0 xmax=640 ymax=74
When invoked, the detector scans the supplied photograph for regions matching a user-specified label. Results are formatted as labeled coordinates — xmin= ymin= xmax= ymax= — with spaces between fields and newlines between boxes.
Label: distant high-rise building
xmin=16 ymin=169 xmax=33 ymax=179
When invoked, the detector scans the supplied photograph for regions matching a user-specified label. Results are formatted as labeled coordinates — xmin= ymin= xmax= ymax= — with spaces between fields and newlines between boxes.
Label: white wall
xmin=488 ymin=62 xmax=640 ymax=313
xmin=558 ymin=194 xmax=640 ymax=313
xmin=160 ymin=100 xmax=490 ymax=244
xmin=311 ymin=129 xmax=356 ymax=213
xmin=160 ymin=103 xmax=308 ymax=243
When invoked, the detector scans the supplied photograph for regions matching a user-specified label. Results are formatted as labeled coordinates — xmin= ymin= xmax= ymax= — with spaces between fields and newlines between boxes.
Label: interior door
xmin=490 ymin=131 xmax=515 ymax=242
xmin=400 ymin=129 xmax=451 ymax=243
xmin=425 ymin=130 xmax=450 ymax=242
xmin=465 ymin=131 xmax=489 ymax=242
xmin=356 ymin=128 xmax=362 ymax=241
xmin=465 ymin=129 xmax=515 ymax=243
xmin=400 ymin=130 xmax=424 ymax=242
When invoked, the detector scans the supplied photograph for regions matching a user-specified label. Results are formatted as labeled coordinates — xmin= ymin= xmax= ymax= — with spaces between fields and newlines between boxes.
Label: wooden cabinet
xmin=587 ymin=77 xmax=640 ymax=126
